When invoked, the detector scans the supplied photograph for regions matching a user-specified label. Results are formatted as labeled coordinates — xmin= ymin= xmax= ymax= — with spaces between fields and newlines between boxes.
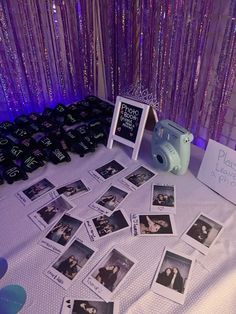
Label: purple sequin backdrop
xmin=0 ymin=0 xmax=95 ymax=120
xmin=98 ymin=0 xmax=236 ymax=147
xmin=0 ymin=0 xmax=236 ymax=147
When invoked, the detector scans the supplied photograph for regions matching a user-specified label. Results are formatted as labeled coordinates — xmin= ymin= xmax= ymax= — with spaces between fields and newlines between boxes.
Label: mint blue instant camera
xmin=151 ymin=120 xmax=194 ymax=175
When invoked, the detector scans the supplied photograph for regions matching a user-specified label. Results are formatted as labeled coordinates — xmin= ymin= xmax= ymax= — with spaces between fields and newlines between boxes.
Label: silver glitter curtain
xmin=0 ymin=0 xmax=236 ymax=148
xmin=98 ymin=0 xmax=236 ymax=148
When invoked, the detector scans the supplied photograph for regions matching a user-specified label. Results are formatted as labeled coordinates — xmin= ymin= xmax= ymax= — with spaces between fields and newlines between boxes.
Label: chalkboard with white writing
xmin=107 ymin=96 xmax=150 ymax=160
xmin=115 ymin=102 xmax=143 ymax=143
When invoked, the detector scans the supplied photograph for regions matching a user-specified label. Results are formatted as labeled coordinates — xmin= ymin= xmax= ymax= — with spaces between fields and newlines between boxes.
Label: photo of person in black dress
xmin=57 ymin=255 xmax=75 ymax=274
xmin=187 ymin=218 xmax=212 ymax=245
xmin=56 ymin=255 xmax=78 ymax=280
xmin=170 ymin=267 xmax=184 ymax=293
xmin=95 ymin=265 xmax=120 ymax=292
xmin=156 ymin=267 xmax=173 ymax=286
xmin=38 ymin=204 xmax=59 ymax=224
xmin=64 ymin=258 xmax=78 ymax=280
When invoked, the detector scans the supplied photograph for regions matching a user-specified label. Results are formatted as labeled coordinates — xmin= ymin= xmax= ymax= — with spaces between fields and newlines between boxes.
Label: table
xmin=1 ymin=130 xmax=236 ymax=314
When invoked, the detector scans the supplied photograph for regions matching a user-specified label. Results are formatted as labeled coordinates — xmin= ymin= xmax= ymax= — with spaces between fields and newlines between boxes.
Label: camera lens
xmin=156 ymin=154 xmax=163 ymax=164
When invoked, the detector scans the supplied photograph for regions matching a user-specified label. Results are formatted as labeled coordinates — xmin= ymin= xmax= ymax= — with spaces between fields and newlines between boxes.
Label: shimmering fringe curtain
xmin=0 ymin=0 xmax=236 ymax=148
xmin=98 ymin=0 xmax=236 ymax=148
xmin=0 ymin=0 xmax=95 ymax=121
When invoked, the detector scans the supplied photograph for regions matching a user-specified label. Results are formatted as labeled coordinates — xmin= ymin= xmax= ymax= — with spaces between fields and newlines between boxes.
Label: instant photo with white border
xmin=89 ymin=159 xmax=126 ymax=182
xmin=39 ymin=213 xmax=83 ymax=254
xmin=151 ymin=247 xmax=195 ymax=305
xmin=120 ymin=165 xmax=157 ymax=191
xmin=83 ymin=247 xmax=137 ymax=302
xmin=85 ymin=209 xmax=130 ymax=241
xmin=45 ymin=239 xmax=96 ymax=290
xmin=151 ymin=184 xmax=176 ymax=213
xmin=181 ymin=212 xmax=224 ymax=255
xmin=131 ymin=213 xmax=177 ymax=237
xmin=16 ymin=178 xmax=56 ymax=206
xmin=61 ymin=297 xmax=119 ymax=314
xmin=28 ymin=196 xmax=75 ymax=230
xmin=56 ymin=179 xmax=91 ymax=200
xmin=89 ymin=185 xmax=129 ymax=216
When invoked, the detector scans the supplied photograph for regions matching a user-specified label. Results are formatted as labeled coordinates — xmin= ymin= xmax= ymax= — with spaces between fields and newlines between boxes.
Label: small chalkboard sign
xmin=107 ymin=96 xmax=150 ymax=160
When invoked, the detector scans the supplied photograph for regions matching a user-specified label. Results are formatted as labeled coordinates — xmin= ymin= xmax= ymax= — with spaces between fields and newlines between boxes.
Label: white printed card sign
xmin=197 ymin=139 xmax=236 ymax=204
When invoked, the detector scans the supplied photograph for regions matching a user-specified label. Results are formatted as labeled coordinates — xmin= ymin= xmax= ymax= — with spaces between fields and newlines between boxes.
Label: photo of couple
xmin=157 ymin=267 xmax=184 ymax=293
xmin=96 ymin=186 xmax=128 ymax=212
xmin=155 ymin=250 xmax=193 ymax=296
xmin=46 ymin=215 xmax=82 ymax=246
xmin=139 ymin=215 xmax=172 ymax=235
xmin=52 ymin=240 xmax=95 ymax=281
xmin=125 ymin=166 xmax=155 ymax=188
xmin=92 ymin=249 xmax=135 ymax=293
xmin=152 ymin=185 xmax=175 ymax=208
xmin=37 ymin=196 xmax=73 ymax=225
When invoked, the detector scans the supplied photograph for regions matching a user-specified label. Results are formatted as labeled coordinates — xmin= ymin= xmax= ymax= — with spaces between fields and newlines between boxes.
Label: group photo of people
xmin=93 ymin=210 xmax=129 ymax=237
xmin=92 ymin=249 xmax=134 ymax=292
xmin=139 ymin=215 xmax=173 ymax=235
xmin=96 ymin=186 xmax=128 ymax=211
xmin=37 ymin=196 xmax=73 ymax=224
xmin=125 ymin=166 xmax=155 ymax=187
xmin=152 ymin=185 xmax=175 ymax=207
xmin=53 ymin=240 xmax=94 ymax=281
xmin=23 ymin=178 xmax=54 ymax=201
xmin=156 ymin=251 xmax=192 ymax=294
xmin=56 ymin=179 xmax=89 ymax=198
xmin=95 ymin=160 xmax=125 ymax=180
xmin=46 ymin=215 xmax=82 ymax=246
xmin=186 ymin=214 xmax=223 ymax=247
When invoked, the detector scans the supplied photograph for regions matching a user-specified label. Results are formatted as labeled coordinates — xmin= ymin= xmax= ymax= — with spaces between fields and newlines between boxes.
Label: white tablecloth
xmin=1 ymin=130 xmax=236 ymax=314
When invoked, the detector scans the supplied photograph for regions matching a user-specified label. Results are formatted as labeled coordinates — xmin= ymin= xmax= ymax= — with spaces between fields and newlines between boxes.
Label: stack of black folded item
xmin=0 ymin=96 xmax=114 ymax=184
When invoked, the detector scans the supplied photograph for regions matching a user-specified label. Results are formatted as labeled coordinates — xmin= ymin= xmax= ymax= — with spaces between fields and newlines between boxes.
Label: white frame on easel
xmin=107 ymin=96 xmax=150 ymax=160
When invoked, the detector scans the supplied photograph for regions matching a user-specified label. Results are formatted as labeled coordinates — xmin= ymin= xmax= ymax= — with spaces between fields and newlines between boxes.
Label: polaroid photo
xmin=40 ymin=214 xmax=83 ymax=254
xmin=85 ymin=209 xmax=130 ymax=241
xmin=61 ymin=297 xmax=119 ymax=314
xmin=28 ymin=196 xmax=74 ymax=230
xmin=131 ymin=213 xmax=177 ymax=237
xmin=16 ymin=178 xmax=56 ymax=206
xmin=151 ymin=184 xmax=176 ymax=213
xmin=120 ymin=165 xmax=156 ymax=191
xmin=151 ymin=247 xmax=195 ymax=305
xmin=89 ymin=185 xmax=129 ymax=216
xmin=181 ymin=213 xmax=224 ymax=255
xmin=89 ymin=159 xmax=126 ymax=182
xmin=83 ymin=247 xmax=137 ymax=302
xmin=56 ymin=179 xmax=90 ymax=200
xmin=45 ymin=239 xmax=96 ymax=290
